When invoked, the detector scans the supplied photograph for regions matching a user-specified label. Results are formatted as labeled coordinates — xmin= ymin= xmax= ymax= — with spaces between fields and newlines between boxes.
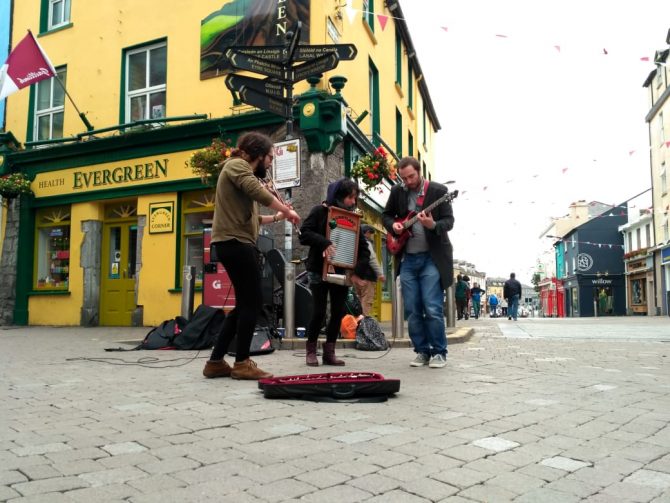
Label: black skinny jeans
xmin=209 ymin=240 xmax=262 ymax=362
xmin=307 ymin=276 xmax=348 ymax=344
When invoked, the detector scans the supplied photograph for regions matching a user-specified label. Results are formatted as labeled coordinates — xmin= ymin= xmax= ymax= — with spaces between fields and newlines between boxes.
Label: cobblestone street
xmin=1 ymin=319 xmax=669 ymax=502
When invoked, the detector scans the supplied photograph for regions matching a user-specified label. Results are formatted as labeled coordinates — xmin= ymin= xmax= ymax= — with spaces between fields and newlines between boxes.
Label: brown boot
xmin=231 ymin=358 xmax=273 ymax=380
xmin=202 ymin=359 xmax=232 ymax=378
xmin=306 ymin=341 xmax=319 ymax=367
xmin=322 ymin=342 xmax=345 ymax=366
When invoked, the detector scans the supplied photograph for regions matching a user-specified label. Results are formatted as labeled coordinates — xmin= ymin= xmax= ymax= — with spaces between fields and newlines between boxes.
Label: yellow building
xmin=0 ymin=0 xmax=440 ymax=326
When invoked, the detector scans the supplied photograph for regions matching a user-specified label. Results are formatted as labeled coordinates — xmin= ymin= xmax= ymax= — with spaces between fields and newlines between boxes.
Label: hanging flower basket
xmin=186 ymin=138 xmax=234 ymax=186
xmin=351 ymin=146 xmax=397 ymax=192
xmin=0 ymin=173 xmax=33 ymax=200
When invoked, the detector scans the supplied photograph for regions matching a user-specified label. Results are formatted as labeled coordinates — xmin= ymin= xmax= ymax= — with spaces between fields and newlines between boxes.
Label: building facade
xmin=559 ymin=205 xmax=627 ymax=317
xmin=619 ymin=211 xmax=655 ymax=315
xmin=643 ymin=31 xmax=670 ymax=316
xmin=0 ymin=0 xmax=440 ymax=326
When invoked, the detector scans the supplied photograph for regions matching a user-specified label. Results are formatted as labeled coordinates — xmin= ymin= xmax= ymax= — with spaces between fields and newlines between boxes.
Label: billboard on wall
xmin=200 ymin=0 xmax=310 ymax=80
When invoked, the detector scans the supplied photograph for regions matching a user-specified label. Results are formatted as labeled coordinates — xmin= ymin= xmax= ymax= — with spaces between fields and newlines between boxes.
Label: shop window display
xmin=35 ymin=206 xmax=71 ymax=289
xmin=182 ymin=190 xmax=214 ymax=284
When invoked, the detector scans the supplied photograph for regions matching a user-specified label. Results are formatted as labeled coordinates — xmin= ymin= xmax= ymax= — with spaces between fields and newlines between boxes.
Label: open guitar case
xmin=258 ymin=372 xmax=400 ymax=402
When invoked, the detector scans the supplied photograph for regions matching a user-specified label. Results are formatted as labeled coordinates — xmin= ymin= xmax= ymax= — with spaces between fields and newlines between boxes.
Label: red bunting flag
xmin=377 ymin=14 xmax=388 ymax=31
xmin=640 ymin=56 xmax=650 ymax=62
xmin=0 ymin=31 xmax=56 ymax=100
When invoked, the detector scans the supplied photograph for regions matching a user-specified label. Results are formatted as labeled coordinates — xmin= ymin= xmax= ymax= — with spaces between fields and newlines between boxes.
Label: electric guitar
xmin=386 ymin=189 xmax=458 ymax=256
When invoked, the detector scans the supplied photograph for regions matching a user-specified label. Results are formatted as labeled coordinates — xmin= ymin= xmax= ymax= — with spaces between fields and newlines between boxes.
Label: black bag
xmin=227 ymin=326 xmax=277 ymax=356
xmin=345 ymin=288 xmax=363 ymax=317
xmin=355 ymin=316 xmax=389 ymax=351
xmin=174 ymin=305 xmax=224 ymax=350
xmin=138 ymin=316 xmax=188 ymax=350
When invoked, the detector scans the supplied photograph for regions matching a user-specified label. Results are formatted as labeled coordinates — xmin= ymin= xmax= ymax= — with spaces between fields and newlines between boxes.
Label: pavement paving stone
xmin=568 ymin=466 xmax=627 ymax=487
xmin=11 ymin=475 xmax=90 ymax=496
xmin=513 ymin=487 xmax=582 ymax=503
xmin=516 ymin=462 xmax=566 ymax=482
xmin=137 ymin=456 xmax=201 ymax=475
xmin=441 ymin=444 xmax=491 ymax=463
xmin=14 ymin=463 xmax=61 ymax=481
xmin=430 ymin=466 xmax=494 ymax=488
xmin=378 ymin=460 xmax=441 ymax=483
xmin=126 ymin=473 xmax=188 ymax=493
xmin=457 ymin=481 xmax=519 ymax=501
xmin=624 ymin=470 xmax=670 ymax=490
xmin=346 ymin=473 xmax=401 ymax=494
xmin=244 ymin=477 xmax=318 ymax=502
xmin=601 ymin=481 xmax=667 ymax=502
xmin=540 ymin=455 xmax=592 ymax=472
xmin=298 ymin=483 xmax=373 ymax=502
xmin=96 ymin=452 xmax=161 ymax=470
xmin=401 ymin=477 xmax=460 ymax=500
xmin=364 ymin=488 xmax=432 ymax=502
xmin=294 ymin=467 xmax=352 ymax=488
xmin=329 ymin=460 xmax=384 ymax=477
xmin=0 ymin=485 xmax=20 ymax=501
xmin=461 ymin=457 xmax=517 ymax=476
xmin=355 ymin=450 xmax=414 ymax=468
xmin=648 ymin=455 xmax=670 ymax=474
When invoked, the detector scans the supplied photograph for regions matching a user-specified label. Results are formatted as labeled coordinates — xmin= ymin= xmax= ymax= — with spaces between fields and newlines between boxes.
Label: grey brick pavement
xmin=1 ymin=318 xmax=669 ymax=502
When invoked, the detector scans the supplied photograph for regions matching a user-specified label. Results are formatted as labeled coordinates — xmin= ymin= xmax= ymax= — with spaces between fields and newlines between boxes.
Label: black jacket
xmin=503 ymin=278 xmax=522 ymax=299
xmin=299 ymin=204 xmax=370 ymax=277
xmin=382 ymin=181 xmax=455 ymax=289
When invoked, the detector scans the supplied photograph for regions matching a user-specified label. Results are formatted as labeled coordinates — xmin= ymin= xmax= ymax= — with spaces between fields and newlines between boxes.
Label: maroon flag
xmin=0 ymin=31 xmax=56 ymax=100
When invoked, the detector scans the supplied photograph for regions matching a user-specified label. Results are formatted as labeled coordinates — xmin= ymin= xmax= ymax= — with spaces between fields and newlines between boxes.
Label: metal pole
xmin=181 ymin=265 xmax=195 ymax=320
xmin=284 ymin=261 xmax=296 ymax=338
xmin=391 ymin=275 xmax=404 ymax=340
xmin=445 ymin=284 xmax=456 ymax=328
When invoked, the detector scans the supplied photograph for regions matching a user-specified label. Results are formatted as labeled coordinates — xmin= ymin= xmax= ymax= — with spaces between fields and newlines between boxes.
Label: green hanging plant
xmin=186 ymin=138 xmax=234 ymax=186
xmin=0 ymin=172 xmax=33 ymax=200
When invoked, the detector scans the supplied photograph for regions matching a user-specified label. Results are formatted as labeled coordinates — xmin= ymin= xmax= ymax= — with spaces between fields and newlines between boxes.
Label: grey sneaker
xmin=428 ymin=354 xmax=447 ymax=368
xmin=410 ymin=353 xmax=430 ymax=367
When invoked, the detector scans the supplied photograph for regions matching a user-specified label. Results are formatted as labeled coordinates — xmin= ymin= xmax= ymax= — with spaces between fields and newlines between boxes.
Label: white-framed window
xmin=636 ymin=228 xmax=641 ymax=250
xmin=125 ymin=42 xmax=167 ymax=122
xmin=34 ymin=67 xmax=66 ymax=141
xmin=664 ymin=217 xmax=669 ymax=243
xmin=646 ymin=223 xmax=651 ymax=247
xmin=628 ymin=231 xmax=633 ymax=251
xmin=48 ymin=0 xmax=71 ymax=30
xmin=660 ymin=112 xmax=665 ymax=146
xmin=661 ymin=162 xmax=667 ymax=194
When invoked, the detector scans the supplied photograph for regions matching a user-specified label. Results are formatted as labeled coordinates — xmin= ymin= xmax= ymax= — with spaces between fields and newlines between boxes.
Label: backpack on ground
xmin=175 ymin=305 xmax=224 ymax=350
xmin=138 ymin=316 xmax=189 ymax=350
xmin=355 ymin=316 xmax=389 ymax=351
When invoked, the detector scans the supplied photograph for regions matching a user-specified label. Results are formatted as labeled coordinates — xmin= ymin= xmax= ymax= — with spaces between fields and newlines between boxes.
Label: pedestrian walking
xmin=454 ymin=274 xmax=469 ymax=320
xmin=470 ymin=282 xmax=485 ymax=319
xmin=504 ymin=272 xmax=522 ymax=321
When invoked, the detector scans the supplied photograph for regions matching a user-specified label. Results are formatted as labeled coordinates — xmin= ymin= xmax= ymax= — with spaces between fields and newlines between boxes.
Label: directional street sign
xmin=294 ymin=44 xmax=357 ymax=62
xmin=291 ymin=53 xmax=339 ymax=83
xmin=238 ymin=86 xmax=290 ymax=118
xmin=225 ymin=74 xmax=287 ymax=99
xmin=226 ymin=43 xmax=357 ymax=63
xmin=224 ymin=49 xmax=287 ymax=80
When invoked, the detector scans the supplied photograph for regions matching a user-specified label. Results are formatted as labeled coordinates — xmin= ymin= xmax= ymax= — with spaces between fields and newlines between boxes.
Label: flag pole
xmin=52 ymin=76 xmax=94 ymax=131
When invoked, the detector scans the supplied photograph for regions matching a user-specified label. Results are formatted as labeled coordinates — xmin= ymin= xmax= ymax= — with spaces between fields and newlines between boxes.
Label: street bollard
xmin=445 ymin=284 xmax=455 ymax=328
xmin=181 ymin=265 xmax=195 ymax=320
xmin=391 ymin=275 xmax=404 ymax=340
xmin=284 ymin=261 xmax=296 ymax=339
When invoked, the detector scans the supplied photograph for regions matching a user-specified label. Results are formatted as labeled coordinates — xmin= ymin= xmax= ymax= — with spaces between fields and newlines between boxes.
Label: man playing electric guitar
xmin=382 ymin=157 xmax=455 ymax=369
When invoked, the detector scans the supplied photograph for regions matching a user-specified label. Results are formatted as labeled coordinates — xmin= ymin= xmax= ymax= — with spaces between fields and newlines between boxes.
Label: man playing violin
xmin=203 ymin=131 xmax=300 ymax=380
xmin=382 ymin=156 xmax=455 ymax=369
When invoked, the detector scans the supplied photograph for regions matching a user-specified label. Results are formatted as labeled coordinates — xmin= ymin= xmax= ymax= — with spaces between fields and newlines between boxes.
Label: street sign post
xmin=225 ymin=74 xmax=287 ymax=99
xmin=238 ymin=86 xmax=290 ymax=118
xmin=291 ymin=53 xmax=339 ymax=83
xmin=226 ymin=43 xmax=357 ymax=63
xmin=225 ymin=49 xmax=288 ymax=80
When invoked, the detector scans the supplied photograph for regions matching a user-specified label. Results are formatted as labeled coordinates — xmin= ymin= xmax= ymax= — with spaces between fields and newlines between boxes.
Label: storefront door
xmin=100 ymin=221 xmax=138 ymax=325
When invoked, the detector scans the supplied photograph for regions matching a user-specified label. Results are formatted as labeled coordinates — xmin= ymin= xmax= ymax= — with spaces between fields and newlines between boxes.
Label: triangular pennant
xmin=345 ymin=5 xmax=357 ymax=24
xmin=377 ymin=14 xmax=388 ymax=31
xmin=441 ymin=26 xmax=448 ymax=32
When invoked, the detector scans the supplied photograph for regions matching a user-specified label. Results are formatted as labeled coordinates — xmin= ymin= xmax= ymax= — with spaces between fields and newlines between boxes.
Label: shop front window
xmin=182 ymin=190 xmax=215 ymax=285
xmin=631 ymin=279 xmax=645 ymax=305
xmin=35 ymin=206 xmax=71 ymax=290
xmin=595 ymin=287 xmax=614 ymax=316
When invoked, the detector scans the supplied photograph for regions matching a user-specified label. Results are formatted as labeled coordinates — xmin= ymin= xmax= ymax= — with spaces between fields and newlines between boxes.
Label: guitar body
xmin=386 ymin=214 xmax=415 ymax=255
xmin=385 ymin=190 xmax=458 ymax=256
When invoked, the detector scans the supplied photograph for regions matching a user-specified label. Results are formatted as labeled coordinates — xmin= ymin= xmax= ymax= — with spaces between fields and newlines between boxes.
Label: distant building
xmin=619 ymin=210 xmax=655 ymax=315
xmin=642 ymin=29 xmax=670 ymax=316
xmin=559 ymin=204 xmax=627 ymax=317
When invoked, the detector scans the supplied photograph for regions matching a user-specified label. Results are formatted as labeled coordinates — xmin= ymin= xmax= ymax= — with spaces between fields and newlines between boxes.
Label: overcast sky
xmin=400 ymin=1 xmax=669 ymax=283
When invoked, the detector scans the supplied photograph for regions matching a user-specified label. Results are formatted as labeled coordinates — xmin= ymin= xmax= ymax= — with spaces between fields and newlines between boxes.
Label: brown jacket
xmin=212 ymin=157 xmax=273 ymax=244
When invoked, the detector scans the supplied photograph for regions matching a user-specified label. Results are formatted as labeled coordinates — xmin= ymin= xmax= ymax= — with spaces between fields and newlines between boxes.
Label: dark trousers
xmin=209 ymin=240 xmax=262 ymax=362
xmin=307 ymin=277 xmax=348 ymax=344
xmin=455 ymin=297 xmax=468 ymax=320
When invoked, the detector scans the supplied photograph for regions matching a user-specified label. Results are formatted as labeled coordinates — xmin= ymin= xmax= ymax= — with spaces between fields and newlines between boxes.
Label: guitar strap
xmin=415 ymin=180 xmax=429 ymax=209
